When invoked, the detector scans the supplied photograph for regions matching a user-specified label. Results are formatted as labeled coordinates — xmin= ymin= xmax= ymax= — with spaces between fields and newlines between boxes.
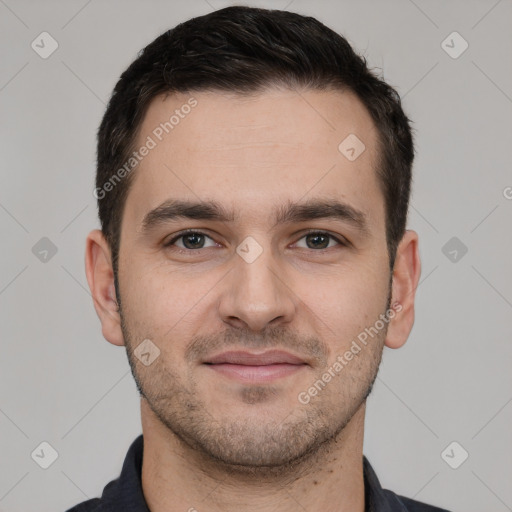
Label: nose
xmin=217 ymin=245 xmax=297 ymax=332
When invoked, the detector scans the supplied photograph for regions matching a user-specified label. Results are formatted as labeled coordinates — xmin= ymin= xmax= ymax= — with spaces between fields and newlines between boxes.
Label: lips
xmin=205 ymin=350 xmax=307 ymax=366
xmin=203 ymin=350 xmax=308 ymax=383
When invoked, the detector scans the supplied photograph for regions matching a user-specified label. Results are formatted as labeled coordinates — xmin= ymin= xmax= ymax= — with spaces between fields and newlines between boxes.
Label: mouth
xmin=203 ymin=350 xmax=309 ymax=383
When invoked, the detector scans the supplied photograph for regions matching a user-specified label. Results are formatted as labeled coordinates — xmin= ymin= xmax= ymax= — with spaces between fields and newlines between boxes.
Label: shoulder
xmin=63 ymin=498 xmax=104 ymax=512
xmin=363 ymin=455 xmax=452 ymax=512
xmin=386 ymin=490 xmax=452 ymax=512
xmin=62 ymin=435 xmax=145 ymax=512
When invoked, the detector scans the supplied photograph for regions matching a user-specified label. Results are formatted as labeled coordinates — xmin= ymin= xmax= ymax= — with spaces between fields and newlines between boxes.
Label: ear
xmin=85 ymin=229 xmax=125 ymax=346
xmin=384 ymin=229 xmax=421 ymax=349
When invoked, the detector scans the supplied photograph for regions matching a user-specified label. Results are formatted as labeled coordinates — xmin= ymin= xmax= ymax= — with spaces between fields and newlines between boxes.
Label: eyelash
xmin=163 ymin=229 xmax=347 ymax=253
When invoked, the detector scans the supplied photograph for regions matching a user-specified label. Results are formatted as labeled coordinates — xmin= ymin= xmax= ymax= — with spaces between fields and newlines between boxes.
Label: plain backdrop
xmin=0 ymin=1 xmax=511 ymax=511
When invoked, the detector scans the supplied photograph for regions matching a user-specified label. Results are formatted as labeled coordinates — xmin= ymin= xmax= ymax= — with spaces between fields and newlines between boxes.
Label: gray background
xmin=0 ymin=0 xmax=511 ymax=511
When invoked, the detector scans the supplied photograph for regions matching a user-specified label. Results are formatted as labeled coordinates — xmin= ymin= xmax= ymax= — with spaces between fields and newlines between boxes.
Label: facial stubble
xmin=118 ymin=292 xmax=390 ymax=478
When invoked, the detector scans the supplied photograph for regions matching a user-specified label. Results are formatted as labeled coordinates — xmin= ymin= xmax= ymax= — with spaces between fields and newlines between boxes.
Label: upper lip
xmin=204 ymin=350 xmax=307 ymax=366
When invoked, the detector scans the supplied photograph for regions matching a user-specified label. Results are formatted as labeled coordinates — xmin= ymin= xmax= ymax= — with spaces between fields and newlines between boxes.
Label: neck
xmin=140 ymin=399 xmax=367 ymax=512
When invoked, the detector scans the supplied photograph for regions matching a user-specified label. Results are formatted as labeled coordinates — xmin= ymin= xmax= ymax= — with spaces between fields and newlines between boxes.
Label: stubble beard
xmin=120 ymin=311 xmax=386 ymax=479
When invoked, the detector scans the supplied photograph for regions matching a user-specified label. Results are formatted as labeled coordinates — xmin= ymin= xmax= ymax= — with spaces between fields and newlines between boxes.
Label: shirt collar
xmin=100 ymin=434 xmax=150 ymax=512
xmin=363 ymin=455 xmax=409 ymax=512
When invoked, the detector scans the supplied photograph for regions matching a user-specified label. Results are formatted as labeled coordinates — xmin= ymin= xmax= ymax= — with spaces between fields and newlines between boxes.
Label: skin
xmin=85 ymin=87 xmax=421 ymax=512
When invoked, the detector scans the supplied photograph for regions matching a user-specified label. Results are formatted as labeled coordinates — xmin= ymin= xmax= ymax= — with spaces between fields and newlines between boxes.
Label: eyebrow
xmin=139 ymin=198 xmax=370 ymax=237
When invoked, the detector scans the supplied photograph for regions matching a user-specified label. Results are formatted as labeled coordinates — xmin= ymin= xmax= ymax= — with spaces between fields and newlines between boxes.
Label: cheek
xmin=295 ymin=260 xmax=389 ymax=351
xmin=121 ymin=260 xmax=218 ymax=343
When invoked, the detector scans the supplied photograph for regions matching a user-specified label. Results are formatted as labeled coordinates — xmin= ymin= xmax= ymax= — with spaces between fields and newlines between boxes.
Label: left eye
xmin=294 ymin=231 xmax=343 ymax=250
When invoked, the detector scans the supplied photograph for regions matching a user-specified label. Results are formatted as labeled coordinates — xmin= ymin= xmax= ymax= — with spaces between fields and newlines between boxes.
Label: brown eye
xmin=180 ymin=233 xmax=206 ymax=249
xmin=164 ymin=231 xmax=216 ymax=250
xmin=295 ymin=231 xmax=345 ymax=250
xmin=305 ymin=233 xmax=330 ymax=249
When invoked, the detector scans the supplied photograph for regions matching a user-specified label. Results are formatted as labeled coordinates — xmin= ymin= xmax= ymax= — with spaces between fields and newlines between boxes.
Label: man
xmin=69 ymin=5 xmax=450 ymax=512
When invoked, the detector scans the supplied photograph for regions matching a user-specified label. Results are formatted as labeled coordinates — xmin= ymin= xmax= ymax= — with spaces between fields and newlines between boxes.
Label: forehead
xmin=123 ymin=87 xmax=383 ymax=233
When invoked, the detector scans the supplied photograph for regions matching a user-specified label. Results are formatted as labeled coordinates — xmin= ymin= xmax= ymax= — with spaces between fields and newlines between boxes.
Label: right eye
xmin=163 ymin=230 xmax=218 ymax=251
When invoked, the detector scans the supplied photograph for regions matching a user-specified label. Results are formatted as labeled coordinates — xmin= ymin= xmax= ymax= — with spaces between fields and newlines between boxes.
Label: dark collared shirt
xmin=65 ymin=435 xmax=450 ymax=512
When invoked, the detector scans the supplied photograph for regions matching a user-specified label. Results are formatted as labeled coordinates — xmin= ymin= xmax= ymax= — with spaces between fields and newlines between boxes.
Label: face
xmin=116 ymin=87 xmax=392 ymax=468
